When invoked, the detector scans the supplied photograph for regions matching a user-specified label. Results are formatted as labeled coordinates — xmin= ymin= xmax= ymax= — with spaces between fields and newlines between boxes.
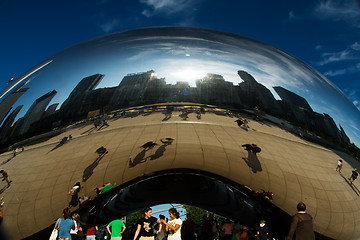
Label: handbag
xmin=77 ymin=226 xmax=84 ymax=237
xmin=49 ymin=218 xmax=61 ymax=240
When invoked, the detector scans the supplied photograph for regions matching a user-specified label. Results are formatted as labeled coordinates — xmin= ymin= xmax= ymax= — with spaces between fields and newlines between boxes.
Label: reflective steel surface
xmin=0 ymin=27 xmax=359 ymax=239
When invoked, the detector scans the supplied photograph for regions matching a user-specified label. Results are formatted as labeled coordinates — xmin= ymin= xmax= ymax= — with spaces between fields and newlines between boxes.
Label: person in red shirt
xmin=240 ymin=226 xmax=248 ymax=240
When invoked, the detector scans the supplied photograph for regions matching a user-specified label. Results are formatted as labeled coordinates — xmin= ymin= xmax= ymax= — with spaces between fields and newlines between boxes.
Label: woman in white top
xmin=161 ymin=208 xmax=182 ymax=240
xmin=70 ymin=213 xmax=81 ymax=240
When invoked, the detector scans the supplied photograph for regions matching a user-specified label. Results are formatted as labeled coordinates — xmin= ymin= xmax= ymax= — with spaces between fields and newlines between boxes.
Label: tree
xmin=125 ymin=210 xmax=143 ymax=228
xmin=183 ymin=205 xmax=225 ymax=226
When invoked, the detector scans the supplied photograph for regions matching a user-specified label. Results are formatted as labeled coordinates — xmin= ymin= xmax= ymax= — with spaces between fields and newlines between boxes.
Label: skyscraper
xmin=273 ymin=86 xmax=313 ymax=111
xmin=18 ymin=90 xmax=57 ymax=135
xmin=110 ymin=70 xmax=156 ymax=106
xmin=0 ymin=105 xmax=23 ymax=142
xmin=0 ymin=88 xmax=28 ymax=126
xmin=60 ymin=74 xmax=104 ymax=111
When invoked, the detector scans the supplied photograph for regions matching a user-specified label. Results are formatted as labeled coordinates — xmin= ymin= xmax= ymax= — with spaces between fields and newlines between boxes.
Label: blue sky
xmin=0 ymin=1 xmax=359 ymax=114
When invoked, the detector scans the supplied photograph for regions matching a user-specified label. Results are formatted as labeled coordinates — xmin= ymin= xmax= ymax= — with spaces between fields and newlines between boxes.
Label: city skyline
xmin=0 ymin=67 xmax=351 ymax=152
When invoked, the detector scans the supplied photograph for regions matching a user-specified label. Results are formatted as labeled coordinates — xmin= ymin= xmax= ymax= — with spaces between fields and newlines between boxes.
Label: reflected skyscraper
xmin=18 ymin=90 xmax=57 ymax=135
xmin=0 ymin=88 xmax=28 ymax=125
xmin=110 ymin=70 xmax=157 ymax=106
xmin=273 ymin=86 xmax=313 ymax=111
xmin=60 ymin=73 xmax=104 ymax=119
xmin=45 ymin=103 xmax=59 ymax=117
xmin=0 ymin=105 xmax=23 ymax=142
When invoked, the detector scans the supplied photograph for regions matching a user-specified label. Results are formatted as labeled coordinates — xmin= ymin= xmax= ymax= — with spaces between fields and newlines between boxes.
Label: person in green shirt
xmin=107 ymin=219 xmax=126 ymax=240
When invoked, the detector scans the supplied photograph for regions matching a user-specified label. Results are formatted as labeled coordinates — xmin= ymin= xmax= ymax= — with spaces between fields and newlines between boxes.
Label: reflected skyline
xmin=1 ymin=27 xmax=359 ymax=146
xmin=0 ymin=68 xmax=351 ymax=152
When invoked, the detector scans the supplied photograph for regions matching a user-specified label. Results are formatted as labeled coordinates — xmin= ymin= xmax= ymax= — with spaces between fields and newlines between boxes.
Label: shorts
xmin=140 ymin=236 xmax=155 ymax=240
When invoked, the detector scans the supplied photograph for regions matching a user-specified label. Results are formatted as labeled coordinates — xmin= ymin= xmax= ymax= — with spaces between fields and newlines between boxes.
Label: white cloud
xmin=323 ymin=62 xmax=360 ymax=76
xmin=288 ymin=11 xmax=296 ymax=20
xmin=140 ymin=0 xmax=199 ymax=17
xmin=318 ymin=42 xmax=360 ymax=65
xmin=315 ymin=45 xmax=325 ymax=51
xmin=324 ymin=69 xmax=347 ymax=76
xmin=314 ymin=0 xmax=360 ymax=27
xmin=353 ymin=100 xmax=360 ymax=109
xmin=99 ymin=18 xmax=120 ymax=33
xmin=351 ymin=41 xmax=360 ymax=51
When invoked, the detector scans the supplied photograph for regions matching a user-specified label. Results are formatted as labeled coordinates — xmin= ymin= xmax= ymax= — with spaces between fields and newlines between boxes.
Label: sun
xmin=170 ymin=68 xmax=207 ymax=83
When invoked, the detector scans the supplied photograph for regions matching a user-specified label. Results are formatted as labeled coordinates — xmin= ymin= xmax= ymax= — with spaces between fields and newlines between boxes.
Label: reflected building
xmin=17 ymin=90 xmax=57 ymax=135
xmin=273 ymin=86 xmax=313 ymax=111
xmin=44 ymin=103 xmax=59 ymax=117
xmin=196 ymin=73 xmax=239 ymax=106
xmin=60 ymin=74 xmax=104 ymax=119
xmin=236 ymin=71 xmax=282 ymax=116
xmin=110 ymin=70 xmax=157 ymax=106
xmin=0 ymin=88 xmax=28 ymax=125
xmin=0 ymin=105 xmax=23 ymax=143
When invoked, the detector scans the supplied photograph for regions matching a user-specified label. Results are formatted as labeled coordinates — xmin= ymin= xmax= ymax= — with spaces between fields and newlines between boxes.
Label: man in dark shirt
xmin=349 ymin=168 xmax=358 ymax=184
xmin=133 ymin=207 xmax=162 ymax=240
xmin=0 ymin=170 xmax=11 ymax=186
xmin=182 ymin=214 xmax=195 ymax=240
xmin=286 ymin=202 xmax=315 ymax=240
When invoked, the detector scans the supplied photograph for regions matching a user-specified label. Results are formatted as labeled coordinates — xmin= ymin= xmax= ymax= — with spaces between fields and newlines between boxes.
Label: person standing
xmin=0 ymin=170 xmax=11 ymax=186
xmin=107 ymin=218 xmax=126 ymax=240
xmin=221 ymin=219 xmax=234 ymax=240
xmin=349 ymin=168 xmax=358 ymax=184
xmin=201 ymin=215 xmax=213 ymax=240
xmin=182 ymin=214 xmax=195 ymax=240
xmin=161 ymin=208 xmax=182 ymax=240
xmin=156 ymin=215 xmax=167 ymax=240
xmin=239 ymin=226 xmax=248 ymax=240
xmin=336 ymin=160 xmax=343 ymax=173
xmin=286 ymin=202 xmax=315 ymax=240
xmin=57 ymin=208 xmax=75 ymax=240
xmin=256 ymin=220 xmax=269 ymax=240
xmin=70 ymin=213 xmax=83 ymax=240
xmin=133 ymin=207 xmax=162 ymax=240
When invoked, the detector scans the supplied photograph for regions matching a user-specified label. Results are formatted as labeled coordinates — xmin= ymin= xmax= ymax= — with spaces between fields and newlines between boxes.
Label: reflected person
xmin=161 ymin=208 xmax=182 ymax=240
xmin=133 ymin=207 xmax=162 ymax=240
xmin=286 ymin=202 xmax=315 ymax=240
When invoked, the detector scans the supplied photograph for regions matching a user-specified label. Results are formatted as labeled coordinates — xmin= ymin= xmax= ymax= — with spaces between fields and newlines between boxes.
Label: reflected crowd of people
xmin=48 ymin=202 xmax=316 ymax=240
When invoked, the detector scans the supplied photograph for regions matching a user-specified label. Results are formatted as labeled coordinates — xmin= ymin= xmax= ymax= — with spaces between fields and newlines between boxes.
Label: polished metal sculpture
xmin=0 ymin=27 xmax=359 ymax=239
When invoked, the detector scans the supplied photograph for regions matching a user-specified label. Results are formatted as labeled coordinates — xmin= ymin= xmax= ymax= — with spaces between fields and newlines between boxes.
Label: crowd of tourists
xmin=50 ymin=201 xmax=315 ymax=240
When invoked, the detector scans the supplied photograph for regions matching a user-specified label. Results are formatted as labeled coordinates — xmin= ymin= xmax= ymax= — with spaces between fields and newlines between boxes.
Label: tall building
xmin=196 ymin=73 xmax=239 ymax=105
xmin=0 ymin=88 xmax=28 ymax=125
xmin=236 ymin=71 xmax=281 ymax=115
xmin=18 ymin=90 xmax=57 ymax=135
xmin=273 ymin=86 xmax=313 ymax=111
xmin=61 ymin=74 xmax=104 ymax=110
xmin=44 ymin=103 xmax=59 ymax=117
xmin=0 ymin=105 xmax=23 ymax=143
xmin=110 ymin=70 xmax=156 ymax=106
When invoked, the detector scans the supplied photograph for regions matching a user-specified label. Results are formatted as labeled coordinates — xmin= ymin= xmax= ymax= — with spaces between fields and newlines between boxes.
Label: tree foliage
xmin=125 ymin=210 xmax=143 ymax=227
xmin=183 ymin=205 xmax=226 ymax=226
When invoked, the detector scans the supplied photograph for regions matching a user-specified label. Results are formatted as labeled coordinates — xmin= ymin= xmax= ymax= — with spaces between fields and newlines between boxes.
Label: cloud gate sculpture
xmin=0 ymin=27 xmax=360 ymax=239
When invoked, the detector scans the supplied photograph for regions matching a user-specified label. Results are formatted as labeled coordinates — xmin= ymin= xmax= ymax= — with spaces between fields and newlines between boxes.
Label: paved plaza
xmin=0 ymin=110 xmax=359 ymax=239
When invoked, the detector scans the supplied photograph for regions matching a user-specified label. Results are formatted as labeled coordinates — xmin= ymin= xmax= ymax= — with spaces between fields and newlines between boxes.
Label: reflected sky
xmin=3 ymin=27 xmax=360 ymax=145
